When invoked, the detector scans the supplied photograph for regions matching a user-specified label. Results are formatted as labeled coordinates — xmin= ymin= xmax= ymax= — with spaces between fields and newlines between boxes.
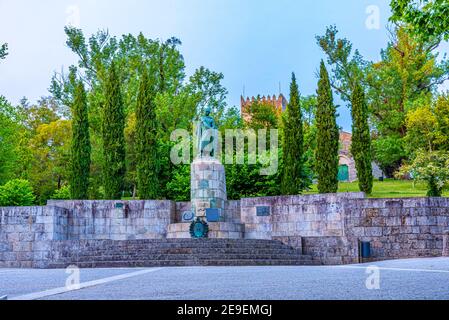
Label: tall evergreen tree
xmin=281 ymin=73 xmax=307 ymax=195
xmin=136 ymin=68 xmax=159 ymax=199
xmin=70 ymin=81 xmax=91 ymax=199
xmin=316 ymin=61 xmax=339 ymax=194
xmin=102 ymin=61 xmax=126 ymax=199
xmin=351 ymin=81 xmax=373 ymax=194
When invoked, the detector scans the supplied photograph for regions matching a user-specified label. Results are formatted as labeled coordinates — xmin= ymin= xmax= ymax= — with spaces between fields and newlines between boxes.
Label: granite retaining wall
xmin=1 ymin=194 xmax=449 ymax=267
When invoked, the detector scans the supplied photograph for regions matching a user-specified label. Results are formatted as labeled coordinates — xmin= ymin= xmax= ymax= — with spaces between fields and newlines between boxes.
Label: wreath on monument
xmin=190 ymin=218 xmax=209 ymax=239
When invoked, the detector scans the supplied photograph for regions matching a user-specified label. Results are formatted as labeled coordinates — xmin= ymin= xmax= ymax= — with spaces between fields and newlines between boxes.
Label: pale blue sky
xmin=0 ymin=0 xmax=448 ymax=131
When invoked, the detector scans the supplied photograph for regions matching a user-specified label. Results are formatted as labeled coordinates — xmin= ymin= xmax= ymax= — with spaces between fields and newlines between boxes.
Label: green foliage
xmin=0 ymin=179 xmax=35 ymax=207
xmin=166 ymin=165 xmax=191 ymax=201
xmin=366 ymin=27 xmax=449 ymax=173
xmin=102 ymin=61 xmax=126 ymax=200
xmin=70 ymin=81 xmax=91 ymax=200
xmin=0 ymin=43 xmax=7 ymax=61
xmin=29 ymin=119 xmax=71 ymax=205
xmin=396 ymin=150 xmax=449 ymax=197
xmin=51 ymin=185 xmax=71 ymax=200
xmin=316 ymin=61 xmax=340 ymax=193
xmin=405 ymin=104 xmax=437 ymax=153
xmin=390 ymin=0 xmax=449 ymax=41
xmin=372 ymin=135 xmax=406 ymax=177
xmin=225 ymin=151 xmax=282 ymax=200
xmin=0 ymin=96 xmax=19 ymax=185
xmin=434 ymin=94 xmax=449 ymax=150
xmin=187 ymin=66 xmax=228 ymax=118
xmin=316 ymin=26 xmax=366 ymax=102
xmin=136 ymin=68 xmax=159 ymax=199
xmin=351 ymin=82 xmax=373 ymax=194
xmin=245 ymin=99 xmax=278 ymax=131
xmin=49 ymin=27 xmax=228 ymax=201
xmin=281 ymin=73 xmax=308 ymax=195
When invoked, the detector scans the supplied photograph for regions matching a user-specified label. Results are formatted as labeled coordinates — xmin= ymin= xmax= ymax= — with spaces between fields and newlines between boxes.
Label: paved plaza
xmin=1 ymin=257 xmax=449 ymax=300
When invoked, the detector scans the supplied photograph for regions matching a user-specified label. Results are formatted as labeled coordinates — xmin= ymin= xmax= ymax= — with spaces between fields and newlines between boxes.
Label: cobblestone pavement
xmin=1 ymin=258 xmax=449 ymax=300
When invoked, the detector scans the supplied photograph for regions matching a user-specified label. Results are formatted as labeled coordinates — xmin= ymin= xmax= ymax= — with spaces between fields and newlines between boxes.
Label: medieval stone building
xmin=240 ymin=94 xmax=288 ymax=122
xmin=240 ymin=95 xmax=384 ymax=182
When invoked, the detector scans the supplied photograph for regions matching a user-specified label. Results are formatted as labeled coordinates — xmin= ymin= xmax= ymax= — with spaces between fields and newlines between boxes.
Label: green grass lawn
xmin=304 ymin=179 xmax=449 ymax=198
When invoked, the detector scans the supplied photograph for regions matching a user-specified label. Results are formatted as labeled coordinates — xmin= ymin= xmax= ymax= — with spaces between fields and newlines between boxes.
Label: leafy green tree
xmin=396 ymin=150 xmax=449 ymax=197
xmin=281 ymin=73 xmax=307 ymax=195
xmin=434 ymin=94 xmax=449 ymax=150
xmin=316 ymin=61 xmax=340 ymax=194
xmin=187 ymin=66 xmax=228 ymax=119
xmin=316 ymin=26 xmax=366 ymax=102
xmin=102 ymin=61 xmax=126 ymax=199
xmin=390 ymin=0 xmax=449 ymax=41
xmin=70 ymin=81 xmax=91 ymax=199
xmin=50 ymin=185 xmax=71 ymax=200
xmin=49 ymin=27 xmax=227 ymax=201
xmin=0 ymin=43 xmax=7 ymax=61
xmin=405 ymin=104 xmax=437 ymax=153
xmin=136 ymin=68 xmax=159 ymax=199
xmin=29 ymin=120 xmax=72 ymax=204
xmin=225 ymin=151 xmax=282 ymax=200
xmin=351 ymin=82 xmax=373 ymax=194
xmin=366 ymin=27 xmax=449 ymax=175
xmin=0 ymin=179 xmax=36 ymax=207
xmin=166 ymin=165 xmax=191 ymax=201
xmin=0 ymin=97 xmax=19 ymax=184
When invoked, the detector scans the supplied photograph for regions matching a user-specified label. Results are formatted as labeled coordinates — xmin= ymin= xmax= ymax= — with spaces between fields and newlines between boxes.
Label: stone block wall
xmin=301 ymin=236 xmax=359 ymax=265
xmin=2 ymin=195 xmax=449 ymax=267
xmin=240 ymin=195 xmax=449 ymax=264
xmin=47 ymin=200 xmax=176 ymax=240
xmin=241 ymin=193 xmax=365 ymax=240
xmin=0 ymin=206 xmax=69 ymax=268
xmin=344 ymin=198 xmax=449 ymax=261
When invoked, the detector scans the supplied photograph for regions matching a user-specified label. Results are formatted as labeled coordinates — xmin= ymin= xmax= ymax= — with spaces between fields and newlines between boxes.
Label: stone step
xmin=58 ymin=253 xmax=311 ymax=262
xmin=65 ymin=241 xmax=293 ymax=250
xmin=46 ymin=239 xmax=317 ymax=269
xmin=54 ymin=239 xmax=287 ymax=246
xmin=47 ymin=259 xmax=316 ymax=269
xmin=60 ymin=248 xmax=303 ymax=257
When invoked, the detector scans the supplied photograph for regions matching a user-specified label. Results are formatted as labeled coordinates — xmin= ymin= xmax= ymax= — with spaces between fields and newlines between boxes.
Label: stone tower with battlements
xmin=240 ymin=94 xmax=288 ymax=122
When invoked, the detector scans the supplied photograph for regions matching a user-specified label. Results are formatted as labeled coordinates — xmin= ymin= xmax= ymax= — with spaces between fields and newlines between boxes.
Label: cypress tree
xmin=70 ymin=81 xmax=91 ymax=200
xmin=351 ymin=81 xmax=373 ymax=194
xmin=281 ymin=73 xmax=306 ymax=195
xmin=136 ymin=68 xmax=159 ymax=199
xmin=102 ymin=61 xmax=126 ymax=200
xmin=316 ymin=61 xmax=339 ymax=193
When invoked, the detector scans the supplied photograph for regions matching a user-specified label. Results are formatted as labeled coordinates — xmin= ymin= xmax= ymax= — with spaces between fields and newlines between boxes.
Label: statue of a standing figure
xmin=196 ymin=107 xmax=218 ymax=159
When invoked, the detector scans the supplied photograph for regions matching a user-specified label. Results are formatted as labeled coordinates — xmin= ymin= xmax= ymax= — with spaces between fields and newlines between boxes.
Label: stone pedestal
xmin=443 ymin=230 xmax=449 ymax=257
xmin=167 ymin=222 xmax=244 ymax=239
xmin=191 ymin=157 xmax=227 ymax=222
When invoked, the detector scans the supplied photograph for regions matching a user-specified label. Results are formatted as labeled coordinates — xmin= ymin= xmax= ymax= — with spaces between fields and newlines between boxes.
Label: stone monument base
xmin=191 ymin=157 xmax=227 ymax=221
xmin=166 ymin=222 xmax=244 ymax=239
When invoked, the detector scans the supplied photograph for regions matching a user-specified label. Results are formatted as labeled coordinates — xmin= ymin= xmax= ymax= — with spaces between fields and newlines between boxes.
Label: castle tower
xmin=241 ymin=94 xmax=288 ymax=122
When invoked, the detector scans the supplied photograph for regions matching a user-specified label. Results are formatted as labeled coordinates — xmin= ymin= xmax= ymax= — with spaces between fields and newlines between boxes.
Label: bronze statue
xmin=196 ymin=107 xmax=218 ymax=158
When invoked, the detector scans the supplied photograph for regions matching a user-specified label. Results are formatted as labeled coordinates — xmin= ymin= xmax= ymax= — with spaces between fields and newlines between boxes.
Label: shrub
xmin=396 ymin=150 xmax=449 ymax=197
xmin=50 ymin=185 xmax=71 ymax=200
xmin=0 ymin=179 xmax=36 ymax=207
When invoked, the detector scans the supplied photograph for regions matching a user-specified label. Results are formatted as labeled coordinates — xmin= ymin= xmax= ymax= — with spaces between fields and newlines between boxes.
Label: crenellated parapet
xmin=240 ymin=94 xmax=288 ymax=122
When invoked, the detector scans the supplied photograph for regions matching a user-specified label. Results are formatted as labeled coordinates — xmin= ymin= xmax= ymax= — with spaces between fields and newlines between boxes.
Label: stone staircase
xmin=46 ymin=239 xmax=318 ymax=268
